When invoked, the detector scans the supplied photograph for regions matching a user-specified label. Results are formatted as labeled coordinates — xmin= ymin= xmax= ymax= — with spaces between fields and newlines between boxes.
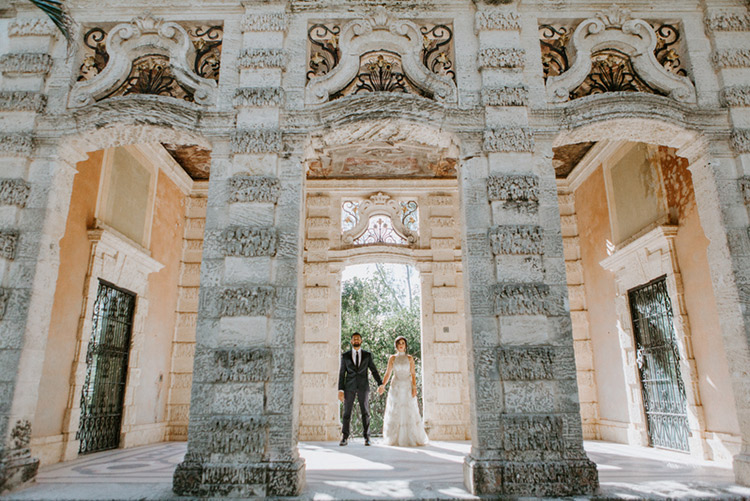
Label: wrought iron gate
xmin=628 ymin=277 xmax=690 ymax=452
xmin=77 ymin=281 xmax=136 ymax=454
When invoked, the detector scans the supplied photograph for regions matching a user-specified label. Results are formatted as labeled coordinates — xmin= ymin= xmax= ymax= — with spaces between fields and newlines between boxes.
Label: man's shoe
xmin=364 ymin=437 xmax=371 ymax=446
xmin=339 ymin=438 xmax=348 ymax=446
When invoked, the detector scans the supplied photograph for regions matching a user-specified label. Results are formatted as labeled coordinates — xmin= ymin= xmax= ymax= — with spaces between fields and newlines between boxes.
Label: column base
xmin=0 ymin=447 xmax=40 ymax=493
xmin=464 ymin=456 xmax=599 ymax=496
xmin=734 ymin=452 xmax=750 ymax=486
xmin=173 ymin=454 xmax=305 ymax=497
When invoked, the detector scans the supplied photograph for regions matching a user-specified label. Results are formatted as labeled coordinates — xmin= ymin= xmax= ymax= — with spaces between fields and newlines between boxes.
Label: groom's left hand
xmin=411 ymin=387 xmax=417 ymax=398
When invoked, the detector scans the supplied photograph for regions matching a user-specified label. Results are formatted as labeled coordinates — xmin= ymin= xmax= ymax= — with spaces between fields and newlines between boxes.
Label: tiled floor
xmin=5 ymin=440 xmax=750 ymax=499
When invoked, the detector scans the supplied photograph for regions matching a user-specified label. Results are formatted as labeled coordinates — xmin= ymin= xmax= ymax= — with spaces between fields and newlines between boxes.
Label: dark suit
xmin=339 ymin=349 xmax=383 ymax=440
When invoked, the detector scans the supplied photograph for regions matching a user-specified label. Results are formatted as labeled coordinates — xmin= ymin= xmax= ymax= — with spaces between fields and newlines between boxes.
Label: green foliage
xmin=340 ymin=264 xmax=422 ymax=437
xmin=29 ymin=0 xmax=72 ymax=40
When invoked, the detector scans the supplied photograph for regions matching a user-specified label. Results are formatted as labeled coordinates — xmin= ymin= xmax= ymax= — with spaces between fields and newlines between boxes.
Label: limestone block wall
xmin=557 ymin=189 xmax=600 ymax=440
xmin=167 ymin=185 xmax=207 ymax=441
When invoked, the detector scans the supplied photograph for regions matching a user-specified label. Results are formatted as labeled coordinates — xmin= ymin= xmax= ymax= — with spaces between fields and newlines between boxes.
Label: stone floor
xmin=5 ymin=440 xmax=750 ymax=500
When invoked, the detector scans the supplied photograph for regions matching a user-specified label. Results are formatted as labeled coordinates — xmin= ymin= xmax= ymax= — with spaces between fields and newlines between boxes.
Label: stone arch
xmin=549 ymin=110 xmax=748 ymax=467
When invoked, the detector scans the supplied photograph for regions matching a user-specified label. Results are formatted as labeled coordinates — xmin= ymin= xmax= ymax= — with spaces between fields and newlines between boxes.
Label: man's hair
xmin=351 ymin=332 xmax=362 ymax=339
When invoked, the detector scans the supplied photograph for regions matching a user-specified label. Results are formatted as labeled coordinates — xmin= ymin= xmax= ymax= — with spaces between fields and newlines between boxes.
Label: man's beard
xmin=352 ymin=342 xmax=361 ymax=348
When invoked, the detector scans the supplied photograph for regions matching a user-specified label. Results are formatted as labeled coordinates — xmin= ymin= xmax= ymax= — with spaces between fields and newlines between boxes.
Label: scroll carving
xmin=341 ymin=192 xmax=417 ymax=246
xmin=705 ymin=12 xmax=750 ymax=32
xmin=228 ymin=176 xmax=281 ymax=204
xmin=218 ymin=226 xmax=278 ymax=257
xmin=489 ymin=225 xmax=543 ymax=255
xmin=202 ymin=348 xmax=272 ymax=382
xmin=8 ymin=19 xmax=57 ymax=37
xmin=0 ymin=179 xmax=31 ymax=207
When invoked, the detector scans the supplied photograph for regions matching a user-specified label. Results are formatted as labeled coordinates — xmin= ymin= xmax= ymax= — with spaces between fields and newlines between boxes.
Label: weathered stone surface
xmin=712 ymin=49 xmax=750 ymax=68
xmin=234 ymin=87 xmax=284 ymax=108
xmin=0 ymin=180 xmax=29 ymax=208
xmin=0 ymin=53 xmax=52 ymax=75
xmin=0 ymin=231 xmax=19 ymax=260
xmin=194 ymin=416 xmax=268 ymax=454
xmin=0 ymin=420 xmax=39 ymax=492
xmin=0 ymin=135 xmax=33 ymax=156
xmin=706 ymin=11 xmax=750 ymax=32
xmin=497 ymin=346 xmax=555 ymax=380
xmin=228 ymin=176 xmax=281 ymax=203
xmin=492 ymin=283 xmax=563 ymax=316
xmin=195 ymin=348 xmax=271 ymax=382
xmin=238 ymin=49 xmax=286 ymax=69
xmin=8 ymin=18 xmax=57 ymax=37
xmin=501 ymin=414 xmax=563 ymax=451
xmin=731 ymin=129 xmax=750 ymax=153
xmin=231 ymin=129 xmax=282 ymax=153
xmin=722 ymin=86 xmax=750 ymax=107
xmin=487 ymin=174 xmax=539 ymax=203
xmin=482 ymin=86 xmax=528 ymax=106
xmin=0 ymin=92 xmax=46 ymax=113
xmin=489 ymin=225 xmax=543 ymax=255
xmin=483 ymin=128 xmax=534 ymax=152
xmin=220 ymin=287 xmax=275 ymax=316
xmin=218 ymin=226 xmax=278 ymax=257
xmin=475 ymin=10 xmax=520 ymax=31
xmin=242 ymin=13 xmax=288 ymax=32
xmin=478 ymin=48 xmax=525 ymax=69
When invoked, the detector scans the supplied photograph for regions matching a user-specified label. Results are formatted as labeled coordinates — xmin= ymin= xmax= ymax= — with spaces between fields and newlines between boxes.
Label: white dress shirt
xmin=352 ymin=348 xmax=362 ymax=366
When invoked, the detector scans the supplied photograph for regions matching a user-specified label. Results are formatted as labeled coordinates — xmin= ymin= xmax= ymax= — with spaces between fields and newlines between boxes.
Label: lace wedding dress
xmin=382 ymin=352 xmax=429 ymax=446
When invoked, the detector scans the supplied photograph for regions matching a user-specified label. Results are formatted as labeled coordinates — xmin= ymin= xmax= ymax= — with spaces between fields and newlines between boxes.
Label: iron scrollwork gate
xmin=628 ymin=277 xmax=690 ymax=452
xmin=77 ymin=281 xmax=136 ymax=454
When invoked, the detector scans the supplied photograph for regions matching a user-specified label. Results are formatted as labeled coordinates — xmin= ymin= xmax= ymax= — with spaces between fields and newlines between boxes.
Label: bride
xmin=377 ymin=336 xmax=429 ymax=446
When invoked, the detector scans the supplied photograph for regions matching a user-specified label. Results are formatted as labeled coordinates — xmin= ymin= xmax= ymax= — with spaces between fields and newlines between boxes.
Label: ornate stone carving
xmin=305 ymin=10 xmax=458 ymax=104
xmin=0 ymin=179 xmax=31 ymax=207
xmin=242 ymin=13 xmax=288 ymax=32
xmin=738 ymin=177 xmax=750 ymax=204
xmin=10 ymin=420 xmax=32 ymax=449
xmin=475 ymin=10 xmax=520 ymax=31
xmin=0 ymin=91 xmax=46 ymax=112
xmin=712 ymin=49 xmax=750 ymax=69
xmin=0 ymin=288 xmax=11 ymax=320
xmin=501 ymin=460 xmax=599 ymax=496
xmin=483 ymin=128 xmax=534 ymax=153
xmin=482 ymin=86 xmax=528 ymax=106
xmin=705 ymin=12 xmax=750 ymax=32
xmin=489 ymin=225 xmax=543 ymax=255
xmin=220 ymin=287 xmax=275 ymax=316
xmin=545 ymin=8 xmax=696 ymax=103
xmin=0 ymin=53 xmax=53 ymax=76
xmin=239 ymin=48 xmax=286 ymax=69
xmin=233 ymin=87 xmax=283 ymax=107
xmin=493 ymin=283 xmax=563 ymax=316
xmin=721 ymin=86 xmax=750 ymax=107
xmin=487 ymin=175 xmax=539 ymax=203
xmin=68 ymin=16 xmax=218 ymax=107
xmin=501 ymin=415 xmax=563 ymax=451
xmin=497 ymin=346 xmax=555 ymax=380
xmin=8 ymin=19 xmax=57 ymax=37
xmin=196 ymin=347 xmax=272 ymax=382
xmin=341 ymin=192 xmax=418 ymax=246
xmin=0 ymin=418 xmax=39 ymax=491
xmin=218 ymin=226 xmax=278 ymax=257
xmin=228 ymin=176 xmax=281 ymax=204
xmin=731 ymin=129 xmax=750 ymax=154
xmin=478 ymin=48 xmax=525 ymax=70
xmin=0 ymin=135 xmax=33 ymax=156
xmin=0 ymin=231 xmax=19 ymax=260
xmin=197 ymin=416 xmax=267 ymax=454
xmin=231 ymin=129 xmax=283 ymax=153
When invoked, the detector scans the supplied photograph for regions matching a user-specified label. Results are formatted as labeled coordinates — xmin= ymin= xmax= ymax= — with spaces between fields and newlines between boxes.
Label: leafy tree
xmin=340 ymin=264 xmax=422 ymax=436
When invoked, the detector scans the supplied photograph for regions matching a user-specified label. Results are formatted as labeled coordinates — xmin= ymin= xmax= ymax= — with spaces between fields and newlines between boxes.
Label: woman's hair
xmin=394 ymin=336 xmax=408 ymax=352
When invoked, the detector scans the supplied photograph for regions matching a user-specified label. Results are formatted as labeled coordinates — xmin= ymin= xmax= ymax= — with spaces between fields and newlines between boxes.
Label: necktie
xmin=356 ymin=351 xmax=360 ymax=368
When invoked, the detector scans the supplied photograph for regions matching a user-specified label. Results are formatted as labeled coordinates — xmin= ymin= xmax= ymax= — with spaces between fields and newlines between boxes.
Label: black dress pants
xmin=342 ymin=387 xmax=370 ymax=439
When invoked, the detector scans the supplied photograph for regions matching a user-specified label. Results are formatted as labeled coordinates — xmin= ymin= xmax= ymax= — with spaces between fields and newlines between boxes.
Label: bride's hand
xmin=377 ymin=385 xmax=385 ymax=395
xmin=411 ymin=387 xmax=417 ymax=398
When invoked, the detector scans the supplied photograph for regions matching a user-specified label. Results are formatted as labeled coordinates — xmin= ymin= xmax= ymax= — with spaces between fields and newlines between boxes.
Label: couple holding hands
xmin=338 ymin=332 xmax=428 ymax=447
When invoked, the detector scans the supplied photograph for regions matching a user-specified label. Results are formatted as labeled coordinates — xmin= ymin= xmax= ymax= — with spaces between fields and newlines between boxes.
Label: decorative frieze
xmin=478 ymin=48 xmax=525 ymax=70
xmin=731 ymin=129 xmax=750 ymax=154
xmin=0 ymin=179 xmax=31 ymax=207
xmin=228 ymin=176 xmax=281 ymax=204
xmin=483 ymin=128 xmax=535 ymax=153
xmin=205 ymin=348 xmax=272 ymax=382
xmin=220 ymin=287 xmax=275 ymax=316
xmin=0 ymin=91 xmax=46 ymax=112
xmin=8 ymin=19 xmax=57 ymax=37
xmin=712 ymin=49 xmax=750 ymax=69
xmin=0 ymin=53 xmax=53 ymax=75
xmin=721 ymin=86 xmax=750 ymax=107
xmin=231 ymin=129 xmax=283 ymax=154
xmin=197 ymin=416 xmax=267 ymax=455
xmin=0 ymin=231 xmax=19 ymax=260
xmin=489 ymin=225 xmax=543 ymax=255
xmin=242 ymin=13 xmax=288 ymax=32
xmin=475 ymin=10 xmax=520 ymax=31
xmin=0 ymin=134 xmax=33 ymax=156
xmin=502 ymin=460 xmax=599 ymax=496
xmin=487 ymin=175 xmax=539 ymax=203
xmin=497 ymin=346 xmax=555 ymax=380
xmin=233 ymin=87 xmax=284 ymax=108
xmin=501 ymin=415 xmax=563 ymax=451
xmin=705 ymin=12 xmax=750 ymax=32
xmin=482 ymin=86 xmax=529 ymax=106
xmin=239 ymin=48 xmax=286 ymax=69
xmin=218 ymin=226 xmax=278 ymax=257
xmin=493 ymin=283 xmax=562 ymax=316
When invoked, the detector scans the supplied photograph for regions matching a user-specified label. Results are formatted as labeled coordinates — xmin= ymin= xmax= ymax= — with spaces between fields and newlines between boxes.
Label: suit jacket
xmin=339 ymin=349 xmax=383 ymax=392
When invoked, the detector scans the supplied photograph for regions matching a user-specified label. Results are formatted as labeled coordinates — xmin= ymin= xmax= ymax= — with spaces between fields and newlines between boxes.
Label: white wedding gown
xmin=382 ymin=353 xmax=429 ymax=446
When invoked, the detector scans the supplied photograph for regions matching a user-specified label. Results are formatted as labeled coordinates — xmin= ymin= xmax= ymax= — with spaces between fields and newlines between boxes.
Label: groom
xmin=338 ymin=332 xmax=383 ymax=446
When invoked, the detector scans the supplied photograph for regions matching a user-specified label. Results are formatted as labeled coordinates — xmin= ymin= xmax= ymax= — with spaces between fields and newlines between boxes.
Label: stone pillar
xmin=0 ymin=9 xmax=74 ymax=493
xmin=173 ymin=5 xmax=305 ymax=496
xmin=557 ymin=190 xmax=600 ymax=440
xmin=463 ymin=8 xmax=597 ymax=495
